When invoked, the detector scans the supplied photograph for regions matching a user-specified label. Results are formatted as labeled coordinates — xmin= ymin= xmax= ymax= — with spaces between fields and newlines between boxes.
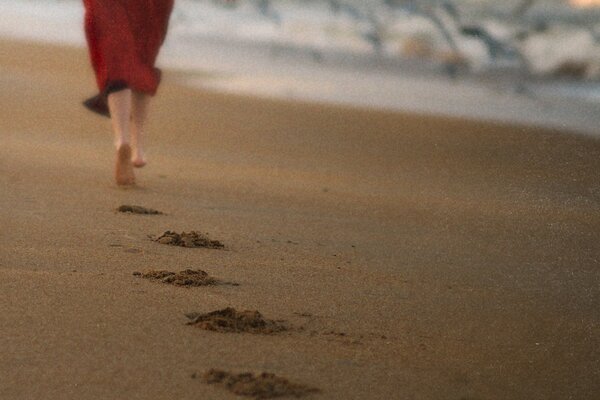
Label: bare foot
xmin=132 ymin=148 xmax=147 ymax=168
xmin=132 ymin=157 xmax=147 ymax=168
xmin=115 ymin=144 xmax=135 ymax=186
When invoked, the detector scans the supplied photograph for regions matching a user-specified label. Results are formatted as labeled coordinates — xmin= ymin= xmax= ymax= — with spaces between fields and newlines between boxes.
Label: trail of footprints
xmin=117 ymin=203 xmax=376 ymax=398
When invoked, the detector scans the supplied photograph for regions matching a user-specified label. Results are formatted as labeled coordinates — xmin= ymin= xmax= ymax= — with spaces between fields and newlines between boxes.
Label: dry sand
xmin=0 ymin=39 xmax=599 ymax=399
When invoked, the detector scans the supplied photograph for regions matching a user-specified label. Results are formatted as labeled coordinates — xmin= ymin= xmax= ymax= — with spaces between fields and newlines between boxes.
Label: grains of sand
xmin=155 ymin=231 xmax=224 ymax=249
xmin=117 ymin=205 xmax=163 ymax=215
xmin=201 ymin=369 xmax=320 ymax=399
xmin=185 ymin=308 xmax=287 ymax=334
xmin=133 ymin=269 xmax=217 ymax=287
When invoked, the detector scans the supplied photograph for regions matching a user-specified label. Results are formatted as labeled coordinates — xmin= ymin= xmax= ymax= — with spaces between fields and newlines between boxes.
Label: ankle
xmin=115 ymin=139 xmax=130 ymax=149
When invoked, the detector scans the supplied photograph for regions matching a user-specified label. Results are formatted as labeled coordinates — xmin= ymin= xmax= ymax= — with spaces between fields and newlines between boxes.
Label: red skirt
xmin=83 ymin=0 xmax=174 ymax=116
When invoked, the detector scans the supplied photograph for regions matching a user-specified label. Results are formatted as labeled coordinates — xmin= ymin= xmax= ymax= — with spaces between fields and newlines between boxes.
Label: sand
xmin=134 ymin=269 xmax=219 ymax=287
xmin=117 ymin=204 xmax=163 ymax=215
xmin=154 ymin=231 xmax=225 ymax=249
xmin=185 ymin=308 xmax=287 ymax=334
xmin=0 ymin=39 xmax=599 ymax=400
xmin=200 ymin=369 xmax=320 ymax=399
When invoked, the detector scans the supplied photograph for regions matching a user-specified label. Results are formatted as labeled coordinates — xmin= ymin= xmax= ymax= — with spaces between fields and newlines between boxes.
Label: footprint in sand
xmin=197 ymin=369 xmax=320 ymax=399
xmin=185 ymin=308 xmax=372 ymax=344
xmin=154 ymin=231 xmax=224 ymax=249
xmin=184 ymin=308 xmax=287 ymax=334
xmin=117 ymin=205 xmax=163 ymax=215
xmin=133 ymin=269 xmax=239 ymax=287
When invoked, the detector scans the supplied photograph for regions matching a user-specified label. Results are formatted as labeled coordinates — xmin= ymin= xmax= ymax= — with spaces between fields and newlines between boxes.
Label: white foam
xmin=187 ymin=46 xmax=600 ymax=136
xmin=0 ymin=0 xmax=84 ymax=46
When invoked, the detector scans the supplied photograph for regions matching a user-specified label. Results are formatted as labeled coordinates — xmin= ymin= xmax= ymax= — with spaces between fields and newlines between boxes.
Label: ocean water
xmin=1 ymin=0 xmax=598 ymax=77
xmin=0 ymin=0 xmax=598 ymax=134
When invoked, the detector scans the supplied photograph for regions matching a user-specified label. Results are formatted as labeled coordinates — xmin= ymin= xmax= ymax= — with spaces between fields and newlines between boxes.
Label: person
xmin=82 ymin=0 xmax=175 ymax=185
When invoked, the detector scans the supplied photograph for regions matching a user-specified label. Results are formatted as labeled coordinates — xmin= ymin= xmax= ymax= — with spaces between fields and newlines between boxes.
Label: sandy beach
xmin=0 ymin=39 xmax=599 ymax=399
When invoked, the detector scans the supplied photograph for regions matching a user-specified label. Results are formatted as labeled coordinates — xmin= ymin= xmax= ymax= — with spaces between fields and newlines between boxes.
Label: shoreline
xmin=0 ymin=0 xmax=598 ymax=135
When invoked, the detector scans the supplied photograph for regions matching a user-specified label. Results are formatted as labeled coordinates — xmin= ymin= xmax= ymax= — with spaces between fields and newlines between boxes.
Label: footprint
xmin=185 ymin=308 xmax=287 ymax=334
xmin=198 ymin=369 xmax=320 ymax=399
xmin=133 ymin=269 xmax=220 ymax=287
xmin=117 ymin=205 xmax=163 ymax=215
xmin=154 ymin=231 xmax=224 ymax=249
xmin=133 ymin=269 xmax=239 ymax=287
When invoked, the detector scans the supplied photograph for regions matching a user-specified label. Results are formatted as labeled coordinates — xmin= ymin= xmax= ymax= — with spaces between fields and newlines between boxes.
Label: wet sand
xmin=0 ymin=39 xmax=599 ymax=399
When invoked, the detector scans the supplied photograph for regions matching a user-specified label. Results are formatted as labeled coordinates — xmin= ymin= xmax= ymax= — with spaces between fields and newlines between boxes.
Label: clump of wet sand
xmin=133 ymin=269 xmax=218 ymax=287
xmin=155 ymin=231 xmax=224 ymax=249
xmin=185 ymin=308 xmax=287 ymax=334
xmin=117 ymin=205 xmax=163 ymax=215
xmin=200 ymin=369 xmax=320 ymax=399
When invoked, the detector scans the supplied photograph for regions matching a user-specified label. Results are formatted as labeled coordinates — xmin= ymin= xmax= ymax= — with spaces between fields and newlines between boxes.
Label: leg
xmin=107 ymin=89 xmax=135 ymax=185
xmin=131 ymin=91 xmax=151 ymax=168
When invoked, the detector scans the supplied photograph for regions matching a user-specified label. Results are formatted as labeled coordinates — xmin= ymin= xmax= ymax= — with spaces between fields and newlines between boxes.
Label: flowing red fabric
xmin=83 ymin=0 xmax=174 ymax=116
